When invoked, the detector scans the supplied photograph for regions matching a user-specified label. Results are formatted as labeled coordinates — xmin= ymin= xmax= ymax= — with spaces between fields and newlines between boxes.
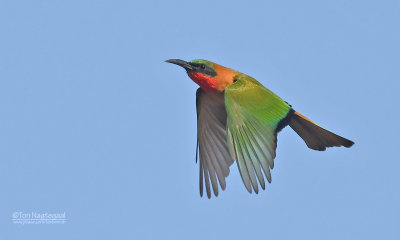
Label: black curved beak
xmin=165 ymin=59 xmax=193 ymax=71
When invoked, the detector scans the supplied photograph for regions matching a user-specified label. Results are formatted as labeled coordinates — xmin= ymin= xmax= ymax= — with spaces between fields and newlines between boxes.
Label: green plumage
xmin=225 ymin=73 xmax=292 ymax=128
xmin=224 ymin=73 xmax=292 ymax=193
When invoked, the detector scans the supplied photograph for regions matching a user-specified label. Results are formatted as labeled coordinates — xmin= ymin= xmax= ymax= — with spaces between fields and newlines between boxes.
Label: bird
xmin=166 ymin=59 xmax=354 ymax=198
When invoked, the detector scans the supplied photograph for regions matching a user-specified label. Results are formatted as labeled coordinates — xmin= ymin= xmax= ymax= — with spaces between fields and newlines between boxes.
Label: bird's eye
xmin=201 ymin=64 xmax=206 ymax=69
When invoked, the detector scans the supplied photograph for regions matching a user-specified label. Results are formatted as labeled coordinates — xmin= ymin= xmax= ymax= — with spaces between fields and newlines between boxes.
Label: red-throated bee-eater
xmin=166 ymin=59 xmax=354 ymax=198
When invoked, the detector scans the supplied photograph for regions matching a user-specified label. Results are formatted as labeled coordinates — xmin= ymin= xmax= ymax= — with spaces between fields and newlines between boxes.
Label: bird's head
xmin=166 ymin=59 xmax=236 ymax=92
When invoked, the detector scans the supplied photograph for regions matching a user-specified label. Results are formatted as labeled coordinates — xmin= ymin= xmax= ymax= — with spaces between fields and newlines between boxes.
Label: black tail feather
xmin=288 ymin=112 xmax=354 ymax=151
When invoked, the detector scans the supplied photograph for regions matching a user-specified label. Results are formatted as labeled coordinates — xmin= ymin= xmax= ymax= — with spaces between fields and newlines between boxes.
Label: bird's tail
xmin=288 ymin=112 xmax=354 ymax=151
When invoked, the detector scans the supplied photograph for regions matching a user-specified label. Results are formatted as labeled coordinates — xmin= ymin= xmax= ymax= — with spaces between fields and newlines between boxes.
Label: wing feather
xmin=236 ymin=128 xmax=259 ymax=193
xmin=196 ymin=88 xmax=234 ymax=198
xmin=204 ymin=123 xmax=230 ymax=178
xmin=202 ymin=157 xmax=212 ymax=198
xmin=199 ymin=131 xmax=219 ymax=196
xmin=199 ymin=160 xmax=203 ymax=197
xmin=203 ymin=124 xmax=226 ymax=190
xmin=239 ymin=125 xmax=266 ymax=190
xmin=247 ymin=118 xmax=276 ymax=168
xmin=245 ymin=122 xmax=273 ymax=182
xmin=229 ymin=128 xmax=252 ymax=193
xmin=224 ymin=74 xmax=292 ymax=193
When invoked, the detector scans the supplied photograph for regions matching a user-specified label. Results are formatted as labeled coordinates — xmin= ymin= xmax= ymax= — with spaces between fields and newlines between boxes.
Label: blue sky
xmin=1 ymin=0 xmax=399 ymax=239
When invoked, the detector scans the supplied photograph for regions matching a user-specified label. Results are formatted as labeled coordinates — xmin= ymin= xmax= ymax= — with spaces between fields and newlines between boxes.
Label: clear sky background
xmin=1 ymin=0 xmax=399 ymax=239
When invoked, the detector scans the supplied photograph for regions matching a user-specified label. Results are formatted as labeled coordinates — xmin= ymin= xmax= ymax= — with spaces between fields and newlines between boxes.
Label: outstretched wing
xmin=224 ymin=74 xmax=292 ymax=193
xmin=196 ymin=88 xmax=234 ymax=198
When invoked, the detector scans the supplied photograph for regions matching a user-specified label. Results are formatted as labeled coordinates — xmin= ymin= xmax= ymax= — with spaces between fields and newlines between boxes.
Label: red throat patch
xmin=188 ymin=72 xmax=218 ymax=92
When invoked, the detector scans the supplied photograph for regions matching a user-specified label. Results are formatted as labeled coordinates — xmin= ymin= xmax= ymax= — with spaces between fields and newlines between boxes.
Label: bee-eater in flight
xmin=166 ymin=59 xmax=354 ymax=198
